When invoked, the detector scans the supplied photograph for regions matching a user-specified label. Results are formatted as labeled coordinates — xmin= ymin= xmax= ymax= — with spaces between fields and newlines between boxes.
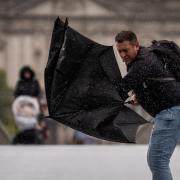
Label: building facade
xmin=1 ymin=0 xmax=180 ymax=88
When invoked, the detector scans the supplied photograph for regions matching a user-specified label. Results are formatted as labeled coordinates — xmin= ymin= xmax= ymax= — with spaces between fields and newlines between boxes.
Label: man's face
xmin=116 ymin=40 xmax=139 ymax=65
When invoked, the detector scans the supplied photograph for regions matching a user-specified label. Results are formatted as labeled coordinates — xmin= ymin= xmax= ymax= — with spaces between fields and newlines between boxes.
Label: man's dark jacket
xmin=120 ymin=47 xmax=180 ymax=117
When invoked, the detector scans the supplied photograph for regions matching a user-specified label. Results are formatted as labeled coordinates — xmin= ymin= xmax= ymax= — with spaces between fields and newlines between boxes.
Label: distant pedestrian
xmin=13 ymin=66 xmax=46 ymax=144
xmin=14 ymin=65 xmax=41 ymax=98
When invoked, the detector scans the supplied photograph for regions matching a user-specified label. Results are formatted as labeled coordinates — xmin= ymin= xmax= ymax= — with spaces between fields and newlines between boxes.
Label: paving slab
xmin=0 ymin=145 xmax=179 ymax=180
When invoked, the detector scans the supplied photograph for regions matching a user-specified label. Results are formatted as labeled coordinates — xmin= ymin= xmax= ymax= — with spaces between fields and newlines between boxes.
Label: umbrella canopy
xmin=44 ymin=17 xmax=151 ymax=143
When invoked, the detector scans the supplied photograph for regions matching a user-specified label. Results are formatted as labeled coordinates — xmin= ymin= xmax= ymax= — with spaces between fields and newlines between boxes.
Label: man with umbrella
xmin=115 ymin=31 xmax=180 ymax=180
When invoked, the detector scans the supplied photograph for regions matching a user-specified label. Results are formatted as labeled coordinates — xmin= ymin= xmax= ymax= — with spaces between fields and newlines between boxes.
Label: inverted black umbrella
xmin=44 ymin=17 xmax=150 ymax=143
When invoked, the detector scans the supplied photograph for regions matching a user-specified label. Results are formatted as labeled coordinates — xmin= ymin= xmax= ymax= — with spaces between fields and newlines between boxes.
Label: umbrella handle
xmin=124 ymin=100 xmax=133 ymax=104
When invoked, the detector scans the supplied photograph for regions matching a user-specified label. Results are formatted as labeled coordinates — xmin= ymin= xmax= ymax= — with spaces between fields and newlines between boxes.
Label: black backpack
xmin=150 ymin=40 xmax=180 ymax=81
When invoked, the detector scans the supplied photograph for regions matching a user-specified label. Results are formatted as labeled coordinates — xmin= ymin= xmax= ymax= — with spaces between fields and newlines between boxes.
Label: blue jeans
xmin=147 ymin=106 xmax=180 ymax=180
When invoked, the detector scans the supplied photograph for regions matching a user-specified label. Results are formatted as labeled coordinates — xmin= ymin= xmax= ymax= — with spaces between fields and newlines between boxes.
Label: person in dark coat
xmin=13 ymin=66 xmax=43 ymax=144
xmin=14 ymin=66 xmax=41 ymax=98
xmin=115 ymin=31 xmax=180 ymax=180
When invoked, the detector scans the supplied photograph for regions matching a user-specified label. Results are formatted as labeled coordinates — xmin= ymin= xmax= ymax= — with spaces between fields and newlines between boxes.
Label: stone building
xmin=1 ymin=0 xmax=180 ymax=88
xmin=1 ymin=0 xmax=180 ymax=143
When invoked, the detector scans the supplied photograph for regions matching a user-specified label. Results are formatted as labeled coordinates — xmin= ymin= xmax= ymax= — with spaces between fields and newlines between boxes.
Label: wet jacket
xmin=14 ymin=79 xmax=40 ymax=98
xmin=120 ymin=47 xmax=180 ymax=117
xmin=14 ymin=67 xmax=41 ymax=98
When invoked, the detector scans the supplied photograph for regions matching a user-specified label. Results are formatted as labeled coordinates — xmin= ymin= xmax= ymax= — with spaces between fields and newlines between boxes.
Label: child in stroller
xmin=12 ymin=95 xmax=44 ymax=144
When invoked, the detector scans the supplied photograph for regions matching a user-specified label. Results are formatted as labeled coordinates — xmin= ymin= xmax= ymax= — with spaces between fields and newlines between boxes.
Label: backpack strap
xmin=142 ymin=77 xmax=176 ymax=89
xmin=148 ymin=77 xmax=176 ymax=81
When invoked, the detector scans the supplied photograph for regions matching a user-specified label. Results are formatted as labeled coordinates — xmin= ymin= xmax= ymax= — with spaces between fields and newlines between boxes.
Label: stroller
xmin=12 ymin=95 xmax=43 ymax=144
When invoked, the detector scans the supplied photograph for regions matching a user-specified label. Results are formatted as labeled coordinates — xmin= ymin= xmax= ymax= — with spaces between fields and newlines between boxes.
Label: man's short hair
xmin=115 ymin=31 xmax=138 ymax=44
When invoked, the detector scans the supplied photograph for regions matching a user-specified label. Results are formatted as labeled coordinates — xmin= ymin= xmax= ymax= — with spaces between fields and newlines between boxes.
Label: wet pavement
xmin=0 ymin=145 xmax=180 ymax=180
